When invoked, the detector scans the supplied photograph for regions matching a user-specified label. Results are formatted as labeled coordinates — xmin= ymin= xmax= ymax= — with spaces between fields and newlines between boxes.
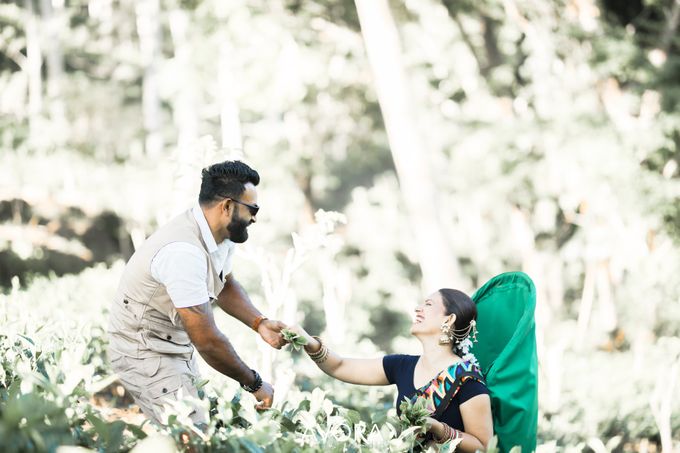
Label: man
xmin=107 ymin=160 xmax=287 ymax=427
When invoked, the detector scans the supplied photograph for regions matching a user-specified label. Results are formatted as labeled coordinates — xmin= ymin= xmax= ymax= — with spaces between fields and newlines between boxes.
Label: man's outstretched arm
xmin=215 ymin=273 xmax=287 ymax=349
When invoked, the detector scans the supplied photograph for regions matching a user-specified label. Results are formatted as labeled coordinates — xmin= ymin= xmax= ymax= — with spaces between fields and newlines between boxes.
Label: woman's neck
xmin=418 ymin=335 xmax=459 ymax=369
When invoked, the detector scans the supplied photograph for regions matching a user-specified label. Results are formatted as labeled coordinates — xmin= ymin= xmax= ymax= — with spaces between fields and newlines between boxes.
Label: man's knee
xmin=108 ymin=354 xmax=205 ymax=425
xmin=139 ymin=357 xmax=207 ymax=426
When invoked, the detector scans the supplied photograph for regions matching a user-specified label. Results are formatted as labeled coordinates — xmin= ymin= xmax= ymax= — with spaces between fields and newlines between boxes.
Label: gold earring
xmin=439 ymin=322 xmax=451 ymax=345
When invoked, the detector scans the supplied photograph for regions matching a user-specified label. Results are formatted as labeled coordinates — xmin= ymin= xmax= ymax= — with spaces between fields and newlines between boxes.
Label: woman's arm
xmin=288 ymin=326 xmax=389 ymax=385
xmin=425 ymin=394 xmax=493 ymax=452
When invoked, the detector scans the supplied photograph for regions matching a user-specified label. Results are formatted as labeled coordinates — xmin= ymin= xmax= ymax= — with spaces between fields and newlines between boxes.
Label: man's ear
xmin=223 ymin=198 xmax=232 ymax=213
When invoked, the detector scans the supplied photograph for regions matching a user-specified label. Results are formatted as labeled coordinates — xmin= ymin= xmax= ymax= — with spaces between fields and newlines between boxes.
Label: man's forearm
xmin=196 ymin=332 xmax=255 ymax=386
xmin=176 ymin=302 xmax=257 ymax=386
xmin=216 ymin=276 xmax=262 ymax=328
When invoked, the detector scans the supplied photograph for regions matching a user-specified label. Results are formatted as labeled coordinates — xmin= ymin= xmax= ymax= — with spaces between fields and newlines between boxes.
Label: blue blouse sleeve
xmin=458 ymin=379 xmax=490 ymax=404
xmin=382 ymin=354 xmax=403 ymax=385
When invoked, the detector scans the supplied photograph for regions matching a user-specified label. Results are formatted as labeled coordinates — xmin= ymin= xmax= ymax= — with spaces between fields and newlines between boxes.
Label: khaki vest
xmin=108 ymin=209 xmax=225 ymax=359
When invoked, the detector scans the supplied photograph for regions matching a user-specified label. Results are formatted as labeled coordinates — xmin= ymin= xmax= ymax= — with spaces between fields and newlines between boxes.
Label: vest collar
xmin=192 ymin=204 xmax=219 ymax=254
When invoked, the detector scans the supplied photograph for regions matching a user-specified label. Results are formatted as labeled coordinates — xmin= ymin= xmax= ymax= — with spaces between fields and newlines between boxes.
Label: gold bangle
xmin=307 ymin=336 xmax=325 ymax=357
xmin=312 ymin=345 xmax=329 ymax=363
xmin=307 ymin=336 xmax=330 ymax=363
xmin=309 ymin=344 xmax=327 ymax=360
xmin=436 ymin=423 xmax=451 ymax=444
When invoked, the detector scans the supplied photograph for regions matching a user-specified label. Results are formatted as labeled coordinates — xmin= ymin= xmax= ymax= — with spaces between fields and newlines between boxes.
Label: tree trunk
xmin=168 ymin=9 xmax=199 ymax=163
xmin=24 ymin=0 xmax=43 ymax=139
xmin=219 ymin=43 xmax=244 ymax=159
xmin=353 ymin=0 xmax=464 ymax=291
xmin=661 ymin=0 xmax=680 ymax=55
xmin=40 ymin=0 xmax=66 ymax=133
xmin=135 ymin=0 xmax=163 ymax=157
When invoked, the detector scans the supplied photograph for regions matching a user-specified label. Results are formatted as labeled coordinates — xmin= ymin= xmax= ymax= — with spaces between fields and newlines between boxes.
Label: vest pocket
xmin=143 ymin=356 xmax=161 ymax=378
xmin=141 ymin=306 xmax=192 ymax=354
xmin=141 ymin=330 xmax=192 ymax=355
xmin=149 ymin=374 xmax=184 ymax=400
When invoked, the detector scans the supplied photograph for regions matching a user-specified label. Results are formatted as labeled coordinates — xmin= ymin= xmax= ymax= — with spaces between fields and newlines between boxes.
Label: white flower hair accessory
xmin=454 ymin=319 xmax=479 ymax=368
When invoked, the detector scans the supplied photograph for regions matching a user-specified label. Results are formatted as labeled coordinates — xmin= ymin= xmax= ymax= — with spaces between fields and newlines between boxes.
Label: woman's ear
xmin=446 ymin=314 xmax=456 ymax=326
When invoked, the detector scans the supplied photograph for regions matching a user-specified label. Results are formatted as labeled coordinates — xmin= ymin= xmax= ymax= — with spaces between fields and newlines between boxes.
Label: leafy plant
xmin=398 ymin=397 xmax=430 ymax=435
xmin=282 ymin=329 xmax=309 ymax=351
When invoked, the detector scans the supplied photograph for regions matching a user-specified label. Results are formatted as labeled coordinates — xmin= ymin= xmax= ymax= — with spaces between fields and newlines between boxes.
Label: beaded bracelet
xmin=436 ymin=423 xmax=463 ymax=444
xmin=307 ymin=336 xmax=325 ymax=357
xmin=252 ymin=315 xmax=267 ymax=332
xmin=240 ymin=369 xmax=263 ymax=393
xmin=314 ymin=346 xmax=329 ymax=364
xmin=307 ymin=336 xmax=329 ymax=363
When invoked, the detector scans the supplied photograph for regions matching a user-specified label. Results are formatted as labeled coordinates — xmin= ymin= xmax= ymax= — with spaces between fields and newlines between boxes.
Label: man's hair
xmin=198 ymin=160 xmax=260 ymax=205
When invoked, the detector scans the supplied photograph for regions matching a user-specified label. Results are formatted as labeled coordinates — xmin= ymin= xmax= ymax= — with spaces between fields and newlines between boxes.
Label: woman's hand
xmin=286 ymin=325 xmax=319 ymax=353
xmin=424 ymin=417 xmax=445 ymax=441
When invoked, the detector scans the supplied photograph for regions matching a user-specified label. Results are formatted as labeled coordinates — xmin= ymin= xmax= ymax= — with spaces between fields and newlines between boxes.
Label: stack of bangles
xmin=307 ymin=336 xmax=329 ymax=363
xmin=436 ymin=423 xmax=463 ymax=444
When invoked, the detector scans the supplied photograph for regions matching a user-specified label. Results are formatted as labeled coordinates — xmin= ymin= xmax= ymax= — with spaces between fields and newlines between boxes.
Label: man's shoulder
xmin=145 ymin=210 xmax=202 ymax=247
xmin=156 ymin=241 xmax=205 ymax=258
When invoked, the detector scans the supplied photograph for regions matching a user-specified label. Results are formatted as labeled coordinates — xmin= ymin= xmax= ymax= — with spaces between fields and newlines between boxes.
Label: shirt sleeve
xmin=382 ymin=354 xmax=403 ymax=385
xmin=457 ymin=379 xmax=490 ymax=405
xmin=150 ymin=242 xmax=211 ymax=308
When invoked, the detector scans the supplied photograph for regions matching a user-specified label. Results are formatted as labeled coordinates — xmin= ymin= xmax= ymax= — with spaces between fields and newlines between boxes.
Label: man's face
xmin=225 ymin=183 xmax=258 ymax=243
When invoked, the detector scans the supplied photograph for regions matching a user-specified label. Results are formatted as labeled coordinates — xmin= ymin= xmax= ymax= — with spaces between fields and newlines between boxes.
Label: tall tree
xmin=24 ymin=0 xmax=42 ymax=139
xmin=353 ymin=0 xmax=465 ymax=290
xmin=39 ymin=0 xmax=64 ymax=127
xmin=135 ymin=0 xmax=163 ymax=156
xmin=219 ymin=42 xmax=244 ymax=156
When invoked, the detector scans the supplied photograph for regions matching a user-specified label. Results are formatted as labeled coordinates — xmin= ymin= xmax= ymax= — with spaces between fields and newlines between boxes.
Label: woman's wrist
xmin=433 ymin=422 xmax=463 ymax=444
xmin=303 ymin=337 xmax=321 ymax=353
xmin=306 ymin=336 xmax=330 ymax=364
xmin=430 ymin=420 xmax=445 ymax=439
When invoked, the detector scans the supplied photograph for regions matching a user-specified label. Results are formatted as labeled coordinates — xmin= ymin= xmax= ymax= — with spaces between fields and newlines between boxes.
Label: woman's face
xmin=410 ymin=291 xmax=453 ymax=336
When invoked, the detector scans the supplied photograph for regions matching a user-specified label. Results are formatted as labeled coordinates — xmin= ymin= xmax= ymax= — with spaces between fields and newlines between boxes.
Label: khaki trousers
xmin=109 ymin=351 xmax=208 ymax=427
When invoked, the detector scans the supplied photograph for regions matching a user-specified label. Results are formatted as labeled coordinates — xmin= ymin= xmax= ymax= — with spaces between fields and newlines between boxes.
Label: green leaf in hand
xmin=281 ymin=329 xmax=308 ymax=351
xmin=398 ymin=397 xmax=430 ymax=434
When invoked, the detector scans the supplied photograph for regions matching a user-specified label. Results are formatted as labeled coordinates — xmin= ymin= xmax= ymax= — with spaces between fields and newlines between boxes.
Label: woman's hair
xmin=439 ymin=288 xmax=477 ymax=353
xmin=198 ymin=160 xmax=260 ymax=205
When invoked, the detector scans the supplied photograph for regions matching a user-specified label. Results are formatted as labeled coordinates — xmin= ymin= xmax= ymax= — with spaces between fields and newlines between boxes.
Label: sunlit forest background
xmin=1 ymin=0 xmax=680 ymax=451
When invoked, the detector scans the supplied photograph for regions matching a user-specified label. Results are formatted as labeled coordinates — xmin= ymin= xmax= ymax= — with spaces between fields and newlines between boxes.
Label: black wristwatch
xmin=240 ymin=369 xmax=263 ymax=393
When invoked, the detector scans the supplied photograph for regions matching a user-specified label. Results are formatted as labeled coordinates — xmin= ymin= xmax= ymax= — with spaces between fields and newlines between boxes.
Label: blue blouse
xmin=382 ymin=354 xmax=489 ymax=430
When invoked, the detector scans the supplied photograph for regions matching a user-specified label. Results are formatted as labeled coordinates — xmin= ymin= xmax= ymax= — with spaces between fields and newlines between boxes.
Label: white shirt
xmin=150 ymin=205 xmax=236 ymax=308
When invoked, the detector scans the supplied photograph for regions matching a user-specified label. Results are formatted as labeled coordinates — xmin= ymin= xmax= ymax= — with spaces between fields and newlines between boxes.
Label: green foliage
xmin=397 ymin=398 xmax=429 ymax=435
xmin=1 ymin=0 xmax=680 ymax=451
xmin=282 ymin=329 xmax=309 ymax=351
xmin=0 ymin=380 xmax=73 ymax=453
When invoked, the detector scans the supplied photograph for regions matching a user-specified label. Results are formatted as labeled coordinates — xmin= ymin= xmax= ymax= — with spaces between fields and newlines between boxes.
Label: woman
xmin=289 ymin=289 xmax=493 ymax=451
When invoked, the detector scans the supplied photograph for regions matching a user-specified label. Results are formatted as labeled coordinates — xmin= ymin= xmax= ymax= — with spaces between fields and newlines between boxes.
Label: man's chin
xmin=230 ymin=232 xmax=249 ymax=243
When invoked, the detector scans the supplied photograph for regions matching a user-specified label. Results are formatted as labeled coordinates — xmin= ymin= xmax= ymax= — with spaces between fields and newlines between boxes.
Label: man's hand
xmin=253 ymin=381 xmax=274 ymax=410
xmin=257 ymin=319 xmax=288 ymax=349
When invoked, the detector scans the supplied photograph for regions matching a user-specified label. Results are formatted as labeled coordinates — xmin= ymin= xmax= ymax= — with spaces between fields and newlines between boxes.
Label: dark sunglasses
xmin=228 ymin=198 xmax=260 ymax=216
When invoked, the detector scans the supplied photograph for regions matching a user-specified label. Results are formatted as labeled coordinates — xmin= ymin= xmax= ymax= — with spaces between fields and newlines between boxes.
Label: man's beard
xmin=227 ymin=209 xmax=251 ymax=243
